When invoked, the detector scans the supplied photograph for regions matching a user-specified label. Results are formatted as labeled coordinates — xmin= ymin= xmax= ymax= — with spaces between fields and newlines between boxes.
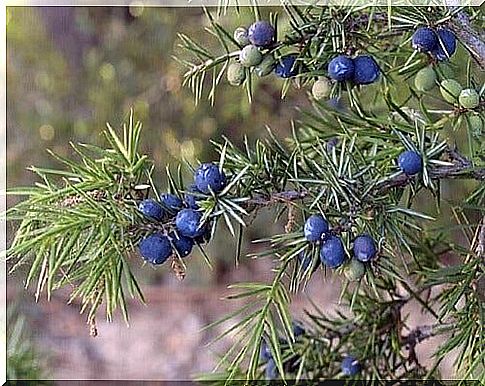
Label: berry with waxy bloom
xmin=138 ymin=199 xmax=163 ymax=221
xmin=233 ymin=26 xmax=250 ymax=46
xmin=432 ymin=28 xmax=457 ymax=61
xmin=412 ymin=27 xmax=438 ymax=52
xmin=139 ymin=233 xmax=172 ymax=265
xmin=459 ymin=89 xmax=480 ymax=109
xmin=440 ymin=79 xmax=462 ymax=103
xmin=169 ymin=232 xmax=194 ymax=258
xmin=312 ymin=78 xmax=332 ymax=100
xmin=184 ymin=184 xmax=200 ymax=209
xmin=160 ymin=193 xmax=183 ymax=214
xmin=254 ymin=54 xmax=275 ymax=77
xmin=194 ymin=163 xmax=227 ymax=194
xmin=353 ymin=234 xmax=377 ymax=262
xmin=265 ymin=358 xmax=277 ymax=379
xmin=292 ymin=321 xmax=305 ymax=337
xmin=344 ymin=259 xmax=366 ymax=281
xmin=247 ymin=20 xmax=274 ymax=48
xmin=398 ymin=150 xmax=423 ymax=176
xmin=320 ymin=235 xmax=346 ymax=268
xmin=298 ymin=251 xmax=313 ymax=270
xmin=469 ymin=115 xmax=483 ymax=138
xmin=352 ymin=55 xmax=380 ymax=85
xmin=328 ymin=55 xmax=355 ymax=82
xmin=341 ymin=355 xmax=361 ymax=376
xmin=175 ymin=209 xmax=205 ymax=238
xmin=239 ymin=45 xmax=263 ymax=67
xmin=227 ymin=62 xmax=246 ymax=86
xmin=260 ymin=340 xmax=272 ymax=362
xmin=304 ymin=214 xmax=330 ymax=242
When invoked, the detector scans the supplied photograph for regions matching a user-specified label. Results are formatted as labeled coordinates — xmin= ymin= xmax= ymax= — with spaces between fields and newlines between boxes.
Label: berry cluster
xmin=413 ymin=66 xmax=482 ymax=137
xmin=310 ymin=54 xmax=380 ymax=101
xmin=227 ymin=21 xmax=300 ymax=86
xmin=439 ymin=78 xmax=482 ymax=110
xmin=411 ymin=27 xmax=456 ymax=61
xmin=302 ymin=214 xmax=377 ymax=280
xmin=439 ymin=78 xmax=483 ymax=134
xmin=137 ymin=162 xmax=226 ymax=265
xmin=327 ymin=54 xmax=380 ymax=85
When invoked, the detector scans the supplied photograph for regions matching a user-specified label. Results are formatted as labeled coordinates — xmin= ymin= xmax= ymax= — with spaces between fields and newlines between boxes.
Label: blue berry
xmin=304 ymin=214 xmax=329 ymax=242
xmin=247 ymin=20 xmax=274 ymax=48
xmin=320 ymin=235 xmax=345 ymax=268
xmin=138 ymin=199 xmax=163 ymax=221
xmin=412 ymin=27 xmax=438 ymax=52
xmin=265 ymin=358 xmax=278 ymax=380
xmin=432 ymin=28 xmax=456 ymax=61
xmin=341 ymin=355 xmax=361 ymax=376
xmin=185 ymin=184 xmax=200 ymax=209
xmin=398 ymin=150 xmax=423 ymax=175
xmin=292 ymin=322 xmax=305 ymax=337
xmin=352 ymin=55 xmax=380 ymax=85
xmin=194 ymin=163 xmax=227 ymax=194
xmin=275 ymin=55 xmax=298 ymax=78
xmin=353 ymin=234 xmax=377 ymax=262
xmin=161 ymin=193 xmax=183 ymax=214
xmin=175 ymin=209 xmax=205 ymax=238
xmin=139 ymin=233 xmax=172 ymax=265
xmin=169 ymin=232 xmax=194 ymax=258
xmin=328 ymin=55 xmax=354 ymax=82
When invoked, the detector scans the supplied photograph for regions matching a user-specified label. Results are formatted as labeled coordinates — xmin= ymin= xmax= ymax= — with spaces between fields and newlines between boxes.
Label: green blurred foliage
xmin=6 ymin=7 xmax=306 ymax=183
xmin=6 ymin=305 xmax=49 ymax=383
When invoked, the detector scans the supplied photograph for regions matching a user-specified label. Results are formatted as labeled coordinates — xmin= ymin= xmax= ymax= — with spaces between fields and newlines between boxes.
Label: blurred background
xmin=6 ymin=6 xmax=479 ymax=380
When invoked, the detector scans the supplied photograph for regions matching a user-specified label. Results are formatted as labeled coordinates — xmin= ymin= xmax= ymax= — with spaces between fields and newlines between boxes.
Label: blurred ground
xmin=6 ymin=6 xmax=463 ymax=381
xmin=8 ymin=267 xmax=451 ymax=380
xmin=9 ymin=259 xmax=347 ymax=380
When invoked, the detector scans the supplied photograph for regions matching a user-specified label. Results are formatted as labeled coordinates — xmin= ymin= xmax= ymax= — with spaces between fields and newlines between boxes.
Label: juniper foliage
xmin=5 ymin=4 xmax=485 ymax=383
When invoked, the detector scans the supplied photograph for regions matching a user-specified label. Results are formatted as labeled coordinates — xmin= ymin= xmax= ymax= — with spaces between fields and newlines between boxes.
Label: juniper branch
xmin=448 ymin=9 xmax=485 ymax=69
xmin=244 ymin=146 xmax=484 ymax=208
xmin=376 ymin=147 xmax=485 ymax=192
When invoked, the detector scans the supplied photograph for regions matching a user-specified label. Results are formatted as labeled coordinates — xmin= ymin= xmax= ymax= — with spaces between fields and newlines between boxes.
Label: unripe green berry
xmin=344 ymin=259 xmax=365 ymax=282
xmin=440 ymin=79 xmax=462 ymax=104
xmin=234 ymin=27 xmax=250 ymax=46
xmin=469 ymin=115 xmax=483 ymax=138
xmin=312 ymin=78 xmax=332 ymax=100
xmin=239 ymin=45 xmax=263 ymax=67
xmin=414 ymin=67 xmax=436 ymax=92
xmin=227 ymin=62 xmax=246 ymax=86
xmin=459 ymin=88 xmax=480 ymax=109
xmin=254 ymin=54 xmax=275 ymax=77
